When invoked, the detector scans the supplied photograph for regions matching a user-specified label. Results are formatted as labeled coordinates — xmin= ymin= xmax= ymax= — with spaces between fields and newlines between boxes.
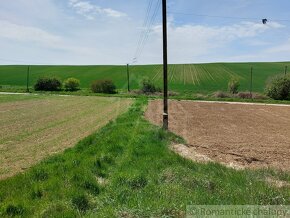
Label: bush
xmin=235 ymin=92 xmax=267 ymax=100
xmin=64 ymin=78 xmax=80 ymax=91
xmin=140 ymin=78 xmax=161 ymax=94
xmin=228 ymin=78 xmax=240 ymax=94
xmin=91 ymin=80 xmax=116 ymax=94
xmin=34 ymin=77 xmax=62 ymax=91
xmin=236 ymin=92 xmax=253 ymax=99
xmin=265 ymin=75 xmax=290 ymax=100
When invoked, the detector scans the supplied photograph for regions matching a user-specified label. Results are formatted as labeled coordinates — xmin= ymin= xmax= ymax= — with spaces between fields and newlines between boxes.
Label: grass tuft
xmin=5 ymin=204 xmax=25 ymax=217
xmin=71 ymin=194 xmax=90 ymax=213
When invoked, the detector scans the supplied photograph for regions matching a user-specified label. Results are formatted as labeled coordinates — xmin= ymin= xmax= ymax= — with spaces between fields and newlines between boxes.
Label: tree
xmin=228 ymin=78 xmax=240 ymax=94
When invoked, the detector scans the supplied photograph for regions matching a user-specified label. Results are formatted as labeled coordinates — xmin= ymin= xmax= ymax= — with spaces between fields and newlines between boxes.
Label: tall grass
xmin=0 ymin=98 xmax=289 ymax=217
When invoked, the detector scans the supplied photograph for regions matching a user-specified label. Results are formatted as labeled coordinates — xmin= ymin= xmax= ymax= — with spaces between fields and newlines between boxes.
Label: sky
xmin=0 ymin=0 xmax=290 ymax=65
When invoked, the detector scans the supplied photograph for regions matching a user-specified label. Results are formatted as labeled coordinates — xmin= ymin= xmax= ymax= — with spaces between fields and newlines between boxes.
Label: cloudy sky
xmin=0 ymin=0 xmax=290 ymax=65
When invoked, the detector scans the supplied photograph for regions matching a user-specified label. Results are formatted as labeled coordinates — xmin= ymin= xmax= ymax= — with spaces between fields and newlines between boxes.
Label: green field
xmin=0 ymin=62 xmax=289 ymax=93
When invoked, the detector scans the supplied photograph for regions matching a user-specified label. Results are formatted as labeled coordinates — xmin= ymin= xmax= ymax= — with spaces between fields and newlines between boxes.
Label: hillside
xmin=0 ymin=62 xmax=289 ymax=93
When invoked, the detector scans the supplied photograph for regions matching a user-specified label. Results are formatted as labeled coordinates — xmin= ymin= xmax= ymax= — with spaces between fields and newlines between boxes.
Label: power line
xmin=136 ymin=0 xmax=161 ymax=61
xmin=133 ymin=0 xmax=154 ymax=63
xmin=134 ymin=0 xmax=161 ymax=63
xmin=132 ymin=0 xmax=161 ymax=64
xmin=168 ymin=11 xmax=290 ymax=22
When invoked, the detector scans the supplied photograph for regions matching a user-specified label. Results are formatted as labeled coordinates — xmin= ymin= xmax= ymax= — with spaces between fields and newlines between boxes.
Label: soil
xmin=145 ymin=100 xmax=290 ymax=172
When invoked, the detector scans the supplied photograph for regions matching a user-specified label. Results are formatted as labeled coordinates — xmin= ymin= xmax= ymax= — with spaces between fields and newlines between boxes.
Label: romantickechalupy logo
xmin=186 ymin=205 xmax=290 ymax=218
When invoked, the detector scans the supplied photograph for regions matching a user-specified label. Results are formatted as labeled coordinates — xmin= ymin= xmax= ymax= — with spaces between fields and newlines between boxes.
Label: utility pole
xmin=250 ymin=67 xmax=253 ymax=100
xmin=162 ymin=0 xmax=168 ymax=130
xmin=26 ymin=66 xmax=30 ymax=93
xmin=127 ymin=64 xmax=130 ymax=92
xmin=285 ymin=66 xmax=288 ymax=76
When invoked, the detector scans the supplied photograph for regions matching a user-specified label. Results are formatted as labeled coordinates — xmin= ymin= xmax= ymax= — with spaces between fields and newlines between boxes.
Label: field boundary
xmin=182 ymin=100 xmax=290 ymax=107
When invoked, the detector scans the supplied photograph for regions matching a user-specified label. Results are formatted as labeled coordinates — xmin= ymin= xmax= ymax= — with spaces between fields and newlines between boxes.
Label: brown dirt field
xmin=145 ymin=100 xmax=290 ymax=172
xmin=0 ymin=95 xmax=132 ymax=179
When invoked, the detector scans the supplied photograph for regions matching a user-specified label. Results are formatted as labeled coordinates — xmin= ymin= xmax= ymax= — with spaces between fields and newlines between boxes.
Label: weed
xmin=71 ymin=194 xmax=90 ymax=212
xmin=82 ymin=181 xmax=100 ymax=195
xmin=5 ymin=204 xmax=25 ymax=216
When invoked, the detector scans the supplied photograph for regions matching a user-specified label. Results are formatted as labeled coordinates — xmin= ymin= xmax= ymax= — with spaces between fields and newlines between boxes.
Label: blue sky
xmin=0 ymin=0 xmax=290 ymax=65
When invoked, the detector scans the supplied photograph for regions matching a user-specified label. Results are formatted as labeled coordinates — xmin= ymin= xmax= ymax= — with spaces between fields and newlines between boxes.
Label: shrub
xmin=140 ymin=78 xmax=161 ymax=94
xmin=91 ymin=80 xmax=116 ymax=94
xmin=34 ymin=77 xmax=62 ymax=91
xmin=228 ymin=78 xmax=240 ymax=94
xmin=265 ymin=75 xmax=290 ymax=100
xmin=236 ymin=92 xmax=253 ymax=99
xmin=64 ymin=78 xmax=80 ymax=91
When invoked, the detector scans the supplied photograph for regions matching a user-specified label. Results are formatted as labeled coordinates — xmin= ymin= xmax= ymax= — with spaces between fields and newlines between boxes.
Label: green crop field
xmin=0 ymin=62 xmax=289 ymax=93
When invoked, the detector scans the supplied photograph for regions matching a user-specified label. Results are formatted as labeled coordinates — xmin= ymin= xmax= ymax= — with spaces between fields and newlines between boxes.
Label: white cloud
xmin=265 ymin=38 xmax=290 ymax=53
xmin=144 ymin=21 xmax=285 ymax=63
xmin=68 ymin=0 xmax=127 ymax=19
xmin=0 ymin=19 xmax=96 ymax=57
xmin=0 ymin=20 xmax=61 ymax=45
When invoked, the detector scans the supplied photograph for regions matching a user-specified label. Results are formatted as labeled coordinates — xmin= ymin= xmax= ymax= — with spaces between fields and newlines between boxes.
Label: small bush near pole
xmin=34 ymin=77 xmax=62 ymax=91
xmin=91 ymin=80 xmax=116 ymax=94
xmin=228 ymin=78 xmax=240 ymax=94
xmin=140 ymin=78 xmax=161 ymax=94
xmin=265 ymin=74 xmax=290 ymax=100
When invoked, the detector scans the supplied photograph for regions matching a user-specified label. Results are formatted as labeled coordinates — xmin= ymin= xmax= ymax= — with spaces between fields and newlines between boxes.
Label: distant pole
xmin=162 ymin=0 xmax=168 ymax=130
xmin=26 ymin=66 xmax=30 ymax=92
xmin=250 ymin=67 xmax=253 ymax=100
xmin=285 ymin=66 xmax=288 ymax=76
xmin=127 ymin=64 xmax=130 ymax=92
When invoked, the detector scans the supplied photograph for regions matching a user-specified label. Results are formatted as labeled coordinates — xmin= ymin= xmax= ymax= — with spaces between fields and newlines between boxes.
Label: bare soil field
xmin=0 ymin=95 xmax=132 ymax=179
xmin=145 ymin=100 xmax=290 ymax=171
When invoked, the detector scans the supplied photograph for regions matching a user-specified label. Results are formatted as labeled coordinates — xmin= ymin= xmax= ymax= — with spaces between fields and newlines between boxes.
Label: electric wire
xmin=168 ymin=11 xmax=290 ymax=22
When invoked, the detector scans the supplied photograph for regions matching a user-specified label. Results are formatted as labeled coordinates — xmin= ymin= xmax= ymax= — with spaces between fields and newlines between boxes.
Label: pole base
xmin=163 ymin=113 xmax=168 ymax=130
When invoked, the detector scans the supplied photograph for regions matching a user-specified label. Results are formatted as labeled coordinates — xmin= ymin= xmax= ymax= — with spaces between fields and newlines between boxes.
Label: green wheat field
xmin=0 ymin=62 xmax=289 ymax=93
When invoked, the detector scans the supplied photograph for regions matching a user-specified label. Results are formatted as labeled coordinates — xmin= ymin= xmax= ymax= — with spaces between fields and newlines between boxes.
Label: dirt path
xmin=145 ymin=100 xmax=290 ymax=171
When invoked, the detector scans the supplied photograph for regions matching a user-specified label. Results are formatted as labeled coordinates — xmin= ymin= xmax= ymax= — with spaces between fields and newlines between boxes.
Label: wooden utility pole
xmin=26 ymin=66 xmax=30 ymax=92
xmin=162 ymin=0 xmax=168 ymax=130
xmin=250 ymin=67 xmax=253 ymax=100
xmin=127 ymin=64 xmax=130 ymax=92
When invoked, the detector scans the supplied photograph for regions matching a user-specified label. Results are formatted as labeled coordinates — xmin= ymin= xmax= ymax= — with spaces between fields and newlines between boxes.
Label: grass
xmin=0 ymin=94 xmax=132 ymax=179
xmin=0 ymin=98 xmax=289 ymax=217
xmin=0 ymin=62 xmax=289 ymax=94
